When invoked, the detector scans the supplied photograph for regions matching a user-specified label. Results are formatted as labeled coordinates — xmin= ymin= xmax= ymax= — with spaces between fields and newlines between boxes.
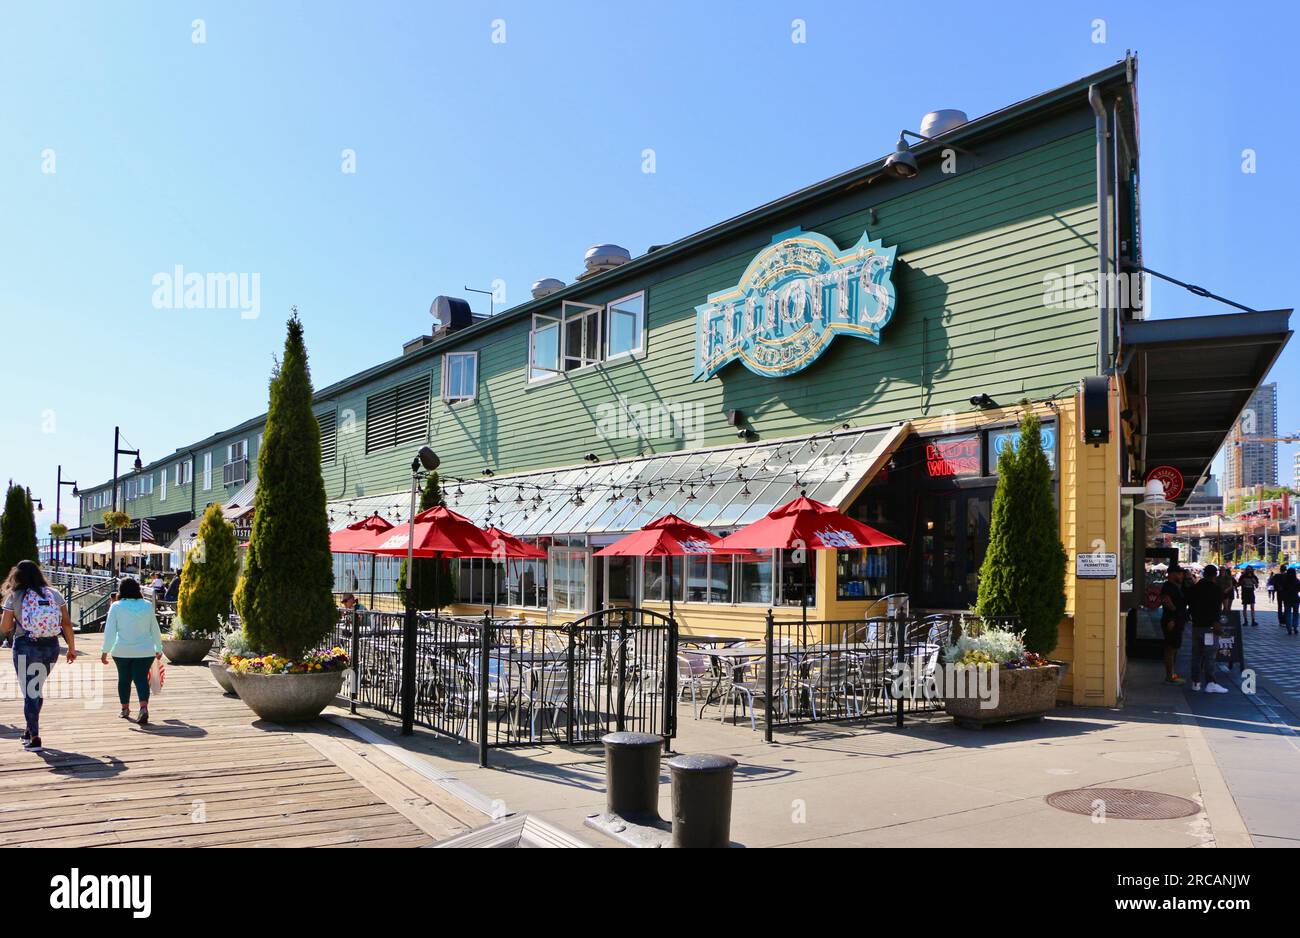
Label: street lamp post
xmin=55 ymin=465 xmax=78 ymax=570
xmin=110 ymin=426 xmax=142 ymax=577
xmin=400 ymin=446 xmax=440 ymax=736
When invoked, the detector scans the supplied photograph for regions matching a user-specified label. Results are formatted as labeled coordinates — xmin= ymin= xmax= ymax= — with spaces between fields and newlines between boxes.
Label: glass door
xmin=915 ymin=488 xmax=993 ymax=609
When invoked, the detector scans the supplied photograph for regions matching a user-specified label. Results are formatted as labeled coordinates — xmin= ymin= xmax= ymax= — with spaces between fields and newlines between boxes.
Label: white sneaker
xmin=1191 ymin=683 xmax=1202 ymax=692
xmin=1205 ymin=683 xmax=1230 ymax=694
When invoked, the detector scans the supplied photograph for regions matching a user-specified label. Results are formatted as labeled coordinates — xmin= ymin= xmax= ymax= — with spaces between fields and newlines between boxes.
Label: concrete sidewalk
xmin=1175 ymin=596 xmax=1300 ymax=848
xmin=327 ymin=657 xmax=1260 ymax=848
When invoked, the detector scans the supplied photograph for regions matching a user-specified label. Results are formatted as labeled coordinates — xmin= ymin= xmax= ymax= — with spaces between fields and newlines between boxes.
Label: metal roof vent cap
xmin=583 ymin=244 xmax=632 ymax=275
xmin=531 ymin=278 xmax=566 ymax=299
xmin=919 ymin=109 xmax=968 ymax=138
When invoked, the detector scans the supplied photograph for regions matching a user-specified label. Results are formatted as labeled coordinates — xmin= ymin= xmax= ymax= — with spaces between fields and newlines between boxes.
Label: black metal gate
xmin=321 ymin=607 xmax=677 ymax=765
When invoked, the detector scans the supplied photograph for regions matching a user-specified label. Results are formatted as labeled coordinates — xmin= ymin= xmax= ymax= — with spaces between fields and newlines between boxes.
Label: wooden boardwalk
xmin=0 ymin=634 xmax=484 ymax=847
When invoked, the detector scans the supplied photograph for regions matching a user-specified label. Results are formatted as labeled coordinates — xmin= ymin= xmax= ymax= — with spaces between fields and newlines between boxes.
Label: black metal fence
xmin=318 ymin=606 xmax=678 ymax=764
xmin=675 ymin=611 xmax=1015 ymax=741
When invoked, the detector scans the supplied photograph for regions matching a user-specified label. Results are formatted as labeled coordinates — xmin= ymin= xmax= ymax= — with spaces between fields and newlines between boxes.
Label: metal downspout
xmin=1089 ymin=84 xmax=1111 ymax=375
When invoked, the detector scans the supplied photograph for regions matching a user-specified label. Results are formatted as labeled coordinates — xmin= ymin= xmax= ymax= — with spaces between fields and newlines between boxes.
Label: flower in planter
xmin=49 ymin=523 xmax=69 ymax=539
xmin=102 ymin=510 xmax=131 ymax=531
xmin=230 ymin=647 xmax=350 ymax=675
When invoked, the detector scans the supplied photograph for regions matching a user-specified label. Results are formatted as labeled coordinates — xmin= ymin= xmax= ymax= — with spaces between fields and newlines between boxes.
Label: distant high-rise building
xmin=1293 ymin=450 xmax=1300 ymax=490
xmin=1224 ymin=382 xmax=1278 ymax=496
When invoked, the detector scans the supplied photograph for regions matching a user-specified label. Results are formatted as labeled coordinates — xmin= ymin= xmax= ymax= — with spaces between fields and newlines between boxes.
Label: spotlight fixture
xmin=969 ymin=393 xmax=996 ymax=409
xmin=584 ymin=453 xmax=599 ymax=463
xmin=482 ymin=468 xmax=495 ymax=477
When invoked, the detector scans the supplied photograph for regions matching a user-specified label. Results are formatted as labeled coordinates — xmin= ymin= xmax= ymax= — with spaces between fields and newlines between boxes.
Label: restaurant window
xmin=139 ymin=474 xmax=153 ymax=496
xmin=365 ymin=375 xmax=430 ymax=453
xmin=836 ymin=548 xmax=893 ymax=600
xmin=318 ymin=410 xmax=337 ymax=464
xmin=551 ymin=545 xmax=588 ymax=612
xmin=175 ymin=459 xmax=192 ymax=486
xmin=606 ymin=555 xmax=635 ymax=603
xmin=503 ymin=550 xmax=548 ymax=609
xmin=441 ymin=352 xmax=478 ymax=403
xmin=736 ymin=549 xmax=774 ymax=605
xmin=776 ymin=549 xmax=816 ymax=608
xmin=641 ymin=557 xmax=685 ymax=604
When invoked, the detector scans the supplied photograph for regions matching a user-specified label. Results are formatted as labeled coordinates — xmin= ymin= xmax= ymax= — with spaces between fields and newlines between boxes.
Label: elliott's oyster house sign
xmin=694 ymin=228 xmax=898 ymax=379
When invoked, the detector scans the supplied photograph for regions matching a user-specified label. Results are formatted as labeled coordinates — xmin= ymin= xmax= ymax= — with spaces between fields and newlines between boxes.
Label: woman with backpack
xmin=99 ymin=577 xmax=164 ymax=725
xmin=0 ymin=560 xmax=78 ymax=752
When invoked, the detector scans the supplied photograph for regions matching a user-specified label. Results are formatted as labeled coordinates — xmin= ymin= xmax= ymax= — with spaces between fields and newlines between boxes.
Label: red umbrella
xmin=715 ymin=496 xmax=903 ymax=633
xmin=595 ymin=514 xmax=755 ymax=618
xmin=483 ymin=526 xmax=547 ymax=560
xmin=329 ymin=513 xmax=393 ymax=553
xmin=329 ymin=514 xmax=395 ymax=607
xmin=365 ymin=505 xmax=499 ymax=559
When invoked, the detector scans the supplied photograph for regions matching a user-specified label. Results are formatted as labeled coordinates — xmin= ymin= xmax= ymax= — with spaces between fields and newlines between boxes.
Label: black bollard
xmin=601 ymin=731 xmax=663 ymax=823
xmin=666 ymin=753 xmax=737 ymax=848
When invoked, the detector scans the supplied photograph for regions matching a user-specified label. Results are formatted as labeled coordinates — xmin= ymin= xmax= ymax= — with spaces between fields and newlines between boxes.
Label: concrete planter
xmin=162 ymin=638 xmax=215 ymax=665
xmin=209 ymin=661 xmax=238 ymax=696
xmin=228 ymin=670 xmax=345 ymax=723
xmin=943 ymin=664 xmax=1061 ymax=729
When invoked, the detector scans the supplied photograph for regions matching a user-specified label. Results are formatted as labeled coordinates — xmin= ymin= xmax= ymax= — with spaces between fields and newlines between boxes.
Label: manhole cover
xmin=1045 ymin=788 xmax=1200 ymax=820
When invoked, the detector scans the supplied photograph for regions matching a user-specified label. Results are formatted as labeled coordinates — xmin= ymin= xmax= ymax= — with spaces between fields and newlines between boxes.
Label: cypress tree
xmin=975 ymin=410 xmax=1067 ymax=654
xmin=177 ymin=502 xmax=239 ymax=636
xmin=0 ymin=482 xmax=39 ymax=577
xmin=234 ymin=311 xmax=336 ymax=659
xmin=399 ymin=472 xmax=456 ymax=610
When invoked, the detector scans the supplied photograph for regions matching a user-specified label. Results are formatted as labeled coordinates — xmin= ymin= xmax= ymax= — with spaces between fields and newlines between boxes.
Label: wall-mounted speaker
xmin=1079 ymin=376 xmax=1110 ymax=446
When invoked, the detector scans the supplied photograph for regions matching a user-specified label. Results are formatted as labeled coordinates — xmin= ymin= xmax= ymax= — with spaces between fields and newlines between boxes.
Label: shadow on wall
xmin=718 ymin=262 xmax=953 ymax=433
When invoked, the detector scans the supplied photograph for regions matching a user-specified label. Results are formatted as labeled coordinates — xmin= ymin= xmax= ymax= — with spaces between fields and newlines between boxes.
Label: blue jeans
xmin=1282 ymin=601 xmax=1299 ymax=632
xmin=12 ymin=636 xmax=60 ymax=737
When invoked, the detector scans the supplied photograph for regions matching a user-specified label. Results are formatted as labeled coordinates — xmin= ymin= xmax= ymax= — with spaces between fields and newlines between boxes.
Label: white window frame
xmin=441 ymin=351 xmax=478 ymax=403
xmin=203 ymin=452 xmax=212 ymax=490
xmin=139 ymin=474 xmax=153 ymax=496
xmin=528 ymin=312 xmax=563 ymax=383
xmin=228 ymin=439 xmax=247 ymax=463
xmin=175 ymin=459 xmax=192 ymax=486
xmin=160 ymin=468 xmax=167 ymax=502
xmin=605 ymin=290 xmax=647 ymax=362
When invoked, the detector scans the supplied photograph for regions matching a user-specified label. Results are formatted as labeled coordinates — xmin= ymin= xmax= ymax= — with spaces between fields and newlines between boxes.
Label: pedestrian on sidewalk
xmin=99 ymin=577 xmax=164 ymax=726
xmin=1159 ymin=565 xmax=1189 ymax=685
xmin=1238 ymin=567 xmax=1259 ymax=627
xmin=1216 ymin=565 xmax=1237 ymax=612
xmin=1277 ymin=567 xmax=1300 ymax=636
xmin=1267 ymin=569 xmax=1277 ymax=602
xmin=1189 ymin=564 xmax=1229 ymax=694
xmin=0 ymin=560 xmax=79 ymax=752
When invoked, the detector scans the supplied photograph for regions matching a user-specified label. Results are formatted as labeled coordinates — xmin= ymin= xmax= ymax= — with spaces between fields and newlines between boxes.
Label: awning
xmin=166 ymin=476 xmax=259 ymax=555
xmin=427 ymin=423 xmax=909 ymax=538
xmin=1122 ymin=309 xmax=1291 ymax=500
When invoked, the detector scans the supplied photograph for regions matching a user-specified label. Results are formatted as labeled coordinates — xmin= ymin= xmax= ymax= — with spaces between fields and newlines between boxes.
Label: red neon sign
xmin=925 ymin=436 xmax=981 ymax=478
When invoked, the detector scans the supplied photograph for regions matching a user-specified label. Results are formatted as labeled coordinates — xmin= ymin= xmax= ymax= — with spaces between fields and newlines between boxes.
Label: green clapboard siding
xmin=80 ymin=127 xmax=1101 ymax=518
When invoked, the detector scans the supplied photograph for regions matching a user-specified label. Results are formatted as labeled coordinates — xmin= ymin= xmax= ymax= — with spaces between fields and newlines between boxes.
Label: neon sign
xmin=925 ymin=436 xmax=981 ymax=478
xmin=693 ymin=227 xmax=898 ymax=380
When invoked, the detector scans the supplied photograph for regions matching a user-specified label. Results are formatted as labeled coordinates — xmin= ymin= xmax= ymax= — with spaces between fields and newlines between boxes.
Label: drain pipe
xmin=1089 ymin=84 xmax=1111 ymax=375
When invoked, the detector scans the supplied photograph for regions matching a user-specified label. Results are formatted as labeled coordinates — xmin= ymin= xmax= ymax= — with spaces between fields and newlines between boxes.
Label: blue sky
xmin=2 ymin=0 xmax=1296 ymax=534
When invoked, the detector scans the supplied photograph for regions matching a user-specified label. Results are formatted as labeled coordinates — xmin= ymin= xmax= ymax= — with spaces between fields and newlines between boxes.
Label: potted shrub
xmin=211 ymin=627 xmax=258 ymax=696
xmin=169 ymin=502 xmax=239 ymax=665
xmin=229 ymin=312 xmax=348 ymax=723
xmin=937 ymin=628 xmax=1061 ymax=728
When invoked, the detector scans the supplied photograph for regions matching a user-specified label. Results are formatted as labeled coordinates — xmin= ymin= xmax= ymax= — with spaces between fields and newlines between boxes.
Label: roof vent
xmin=531 ymin=278 xmax=565 ymax=299
xmin=581 ymin=243 xmax=631 ymax=278
xmin=919 ymin=109 xmax=968 ymax=138
xmin=430 ymin=295 xmax=474 ymax=332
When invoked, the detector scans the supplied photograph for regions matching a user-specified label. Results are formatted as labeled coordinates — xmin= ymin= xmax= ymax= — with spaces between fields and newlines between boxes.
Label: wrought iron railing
xmin=316 ymin=607 xmax=678 ymax=765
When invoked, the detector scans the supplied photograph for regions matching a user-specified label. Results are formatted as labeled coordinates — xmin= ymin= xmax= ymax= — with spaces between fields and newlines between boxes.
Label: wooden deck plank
xmin=0 ymin=634 xmax=439 ymax=848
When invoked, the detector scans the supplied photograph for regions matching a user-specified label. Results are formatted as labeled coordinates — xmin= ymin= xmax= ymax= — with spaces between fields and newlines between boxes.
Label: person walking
xmin=1277 ymin=568 xmax=1300 ymax=636
xmin=1159 ymin=566 xmax=1189 ymax=685
xmin=1238 ymin=567 xmax=1260 ymax=627
xmin=0 ymin=560 xmax=78 ymax=752
xmin=1267 ymin=569 xmax=1277 ymax=602
xmin=1189 ymin=564 xmax=1229 ymax=693
xmin=100 ymin=577 xmax=164 ymax=725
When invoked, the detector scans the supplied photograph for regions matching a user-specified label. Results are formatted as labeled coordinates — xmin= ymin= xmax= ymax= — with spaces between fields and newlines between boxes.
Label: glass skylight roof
xmin=406 ymin=422 xmax=909 ymax=538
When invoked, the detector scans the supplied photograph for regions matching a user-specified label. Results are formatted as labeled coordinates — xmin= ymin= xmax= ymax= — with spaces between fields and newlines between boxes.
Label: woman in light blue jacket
xmin=100 ymin=578 xmax=164 ymax=726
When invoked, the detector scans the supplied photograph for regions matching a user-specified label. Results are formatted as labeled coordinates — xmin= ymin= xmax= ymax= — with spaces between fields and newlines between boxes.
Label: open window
xmin=529 ymin=292 xmax=647 ymax=383
xmin=606 ymin=291 xmax=645 ymax=360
